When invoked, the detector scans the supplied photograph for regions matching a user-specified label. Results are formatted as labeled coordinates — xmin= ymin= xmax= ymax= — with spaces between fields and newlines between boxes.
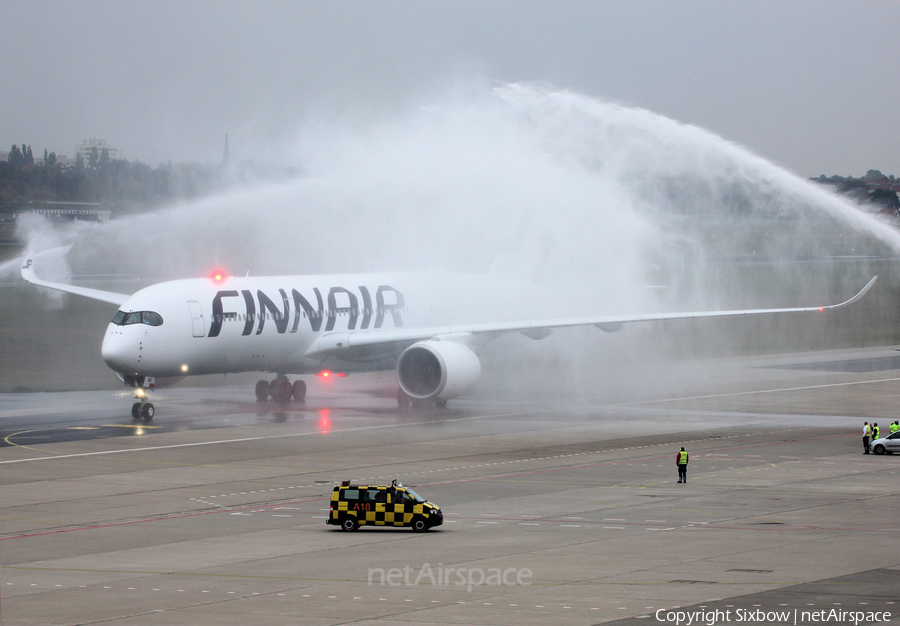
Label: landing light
xmin=181 ymin=364 xmax=189 ymax=372
xmin=135 ymin=388 xmax=146 ymax=399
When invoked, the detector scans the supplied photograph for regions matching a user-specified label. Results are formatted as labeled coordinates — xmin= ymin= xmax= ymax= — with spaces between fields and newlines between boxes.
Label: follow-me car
xmin=328 ymin=480 xmax=442 ymax=532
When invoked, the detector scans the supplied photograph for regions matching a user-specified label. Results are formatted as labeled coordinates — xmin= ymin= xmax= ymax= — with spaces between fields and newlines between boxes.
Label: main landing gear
xmin=255 ymin=376 xmax=306 ymax=403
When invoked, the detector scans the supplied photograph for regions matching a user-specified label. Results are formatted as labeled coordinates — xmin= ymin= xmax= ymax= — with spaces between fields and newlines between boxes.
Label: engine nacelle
xmin=397 ymin=340 xmax=481 ymax=401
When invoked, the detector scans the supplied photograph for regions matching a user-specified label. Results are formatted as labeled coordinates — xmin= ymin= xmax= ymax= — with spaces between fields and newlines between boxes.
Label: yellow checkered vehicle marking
xmin=328 ymin=483 xmax=442 ymax=531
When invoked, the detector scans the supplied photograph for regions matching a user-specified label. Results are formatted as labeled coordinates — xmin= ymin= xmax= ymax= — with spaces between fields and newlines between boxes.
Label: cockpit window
xmin=111 ymin=310 xmax=164 ymax=326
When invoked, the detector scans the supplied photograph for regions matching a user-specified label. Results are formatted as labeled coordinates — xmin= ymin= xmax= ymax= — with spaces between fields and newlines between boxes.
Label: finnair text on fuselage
xmin=208 ymin=284 xmax=406 ymax=337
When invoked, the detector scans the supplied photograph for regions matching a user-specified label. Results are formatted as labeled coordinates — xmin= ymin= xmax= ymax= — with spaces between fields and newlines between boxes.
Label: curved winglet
xmin=821 ymin=275 xmax=877 ymax=310
xmin=21 ymin=248 xmax=130 ymax=306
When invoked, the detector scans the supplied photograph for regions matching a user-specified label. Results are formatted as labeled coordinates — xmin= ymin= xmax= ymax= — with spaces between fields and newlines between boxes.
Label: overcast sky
xmin=3 ymin=1 xmax=898 ymax=177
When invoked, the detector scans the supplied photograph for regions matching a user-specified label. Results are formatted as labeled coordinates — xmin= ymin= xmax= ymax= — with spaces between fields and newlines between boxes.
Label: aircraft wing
xmin=310 ymin=276 xmax=878 ymax=359
xmin=20 ymin=248 xmax=130 ymax=306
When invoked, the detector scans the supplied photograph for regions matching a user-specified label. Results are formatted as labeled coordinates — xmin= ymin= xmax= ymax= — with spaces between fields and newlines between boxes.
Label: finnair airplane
xmin=21 ymin=249 xmax=876 ymax=420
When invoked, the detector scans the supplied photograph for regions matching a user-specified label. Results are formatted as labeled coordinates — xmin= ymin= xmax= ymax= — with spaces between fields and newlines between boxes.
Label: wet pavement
xmin=2 ymin=346 xmax=899 ymax=625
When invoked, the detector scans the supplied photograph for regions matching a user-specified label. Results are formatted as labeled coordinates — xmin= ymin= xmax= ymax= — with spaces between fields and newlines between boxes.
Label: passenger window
xmin=342 ymin=489 xmax=359 ymax=500
xmin=373 ymin=490 xmax=387 ymax=503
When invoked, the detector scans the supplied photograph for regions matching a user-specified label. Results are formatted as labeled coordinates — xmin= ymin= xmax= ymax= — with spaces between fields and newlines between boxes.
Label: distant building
xmin=74 ymin=139 xmax=124 ymax=163
xmin=16 ymin=202 xmax=111 ymax=222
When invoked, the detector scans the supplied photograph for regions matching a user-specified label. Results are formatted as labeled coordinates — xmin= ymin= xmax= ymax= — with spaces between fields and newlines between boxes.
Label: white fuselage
xmin=99 ymin=272 xmax=547 ymax=379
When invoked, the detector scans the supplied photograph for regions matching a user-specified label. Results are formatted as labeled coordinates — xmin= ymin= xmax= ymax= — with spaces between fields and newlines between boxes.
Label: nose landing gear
xmin=131 ymin=401 xmax=154 ymax=420
xmin=130 ymin=387 xmax=154 ymax=421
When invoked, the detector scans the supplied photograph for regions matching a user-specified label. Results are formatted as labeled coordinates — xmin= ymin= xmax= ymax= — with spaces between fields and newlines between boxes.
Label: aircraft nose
xmin=101 ymin=327 xmax=133 ymax=373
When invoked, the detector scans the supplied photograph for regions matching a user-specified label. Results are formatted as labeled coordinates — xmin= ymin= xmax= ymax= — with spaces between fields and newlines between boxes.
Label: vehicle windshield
xmin=405 ymin=489 xmax=427 ymax=503
xmin=111 ymin=310 xmax=163 ymax=326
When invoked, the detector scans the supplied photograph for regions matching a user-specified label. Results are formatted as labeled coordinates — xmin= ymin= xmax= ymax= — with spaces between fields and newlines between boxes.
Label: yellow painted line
xmin=68 ymin=427 xmax=99 ymax=431
xmin=3 ymin=428 xmax=54 ymax=453
xmin=101 ymin=424 xmax=161 ymax=429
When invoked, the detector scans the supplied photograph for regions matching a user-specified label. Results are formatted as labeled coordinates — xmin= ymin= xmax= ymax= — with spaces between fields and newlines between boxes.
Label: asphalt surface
xmin=2 ymin=347 xmax=899 ymax=625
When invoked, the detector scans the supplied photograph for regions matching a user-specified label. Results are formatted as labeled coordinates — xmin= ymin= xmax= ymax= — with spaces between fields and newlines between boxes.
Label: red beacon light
xmin=209 ymin=268 xmax=228 ymax=283
xmin=316 ymin=370 xmax=347 ymax=379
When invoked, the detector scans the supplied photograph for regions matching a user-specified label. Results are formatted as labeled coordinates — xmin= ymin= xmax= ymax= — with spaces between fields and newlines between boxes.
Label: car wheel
xmin=412 ymin=517 xmax=428 ymax=532
xmin=341 ymin=517 xmax=359 ymax=532
xmin=873 ymin=444 xmax=886 ymax=455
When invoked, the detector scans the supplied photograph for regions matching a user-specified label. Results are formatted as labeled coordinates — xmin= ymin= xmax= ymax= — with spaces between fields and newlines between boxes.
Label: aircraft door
xmin=186 ymin=301 xmax=206 ymax=337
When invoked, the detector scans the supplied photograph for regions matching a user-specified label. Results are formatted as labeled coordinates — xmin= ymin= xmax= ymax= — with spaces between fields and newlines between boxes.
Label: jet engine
xmin=397 ymin=340 xmax=481 ymax=401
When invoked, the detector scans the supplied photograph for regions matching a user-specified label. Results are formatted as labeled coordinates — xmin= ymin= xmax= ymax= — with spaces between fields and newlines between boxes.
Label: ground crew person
xmin=676 ymin=447 xmax=689 ymax=483
xmin=863 ymin=421 xmax=872 ymax=454
xmin=873 ymin=423 xmax=880 ymax=441
xmin=891 ymin=421 xmax=899 ymax=434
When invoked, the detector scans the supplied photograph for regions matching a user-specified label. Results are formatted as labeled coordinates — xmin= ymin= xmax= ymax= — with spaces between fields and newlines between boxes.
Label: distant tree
xmin=43 ymin=148 xmax=48 ymax=164
xmin=100 ymin=147 xmax=109 ymax=169
xmin=870 ymin=188 xmax=900 ymax=211
xmin=865 ymin=169 xmax=887 ymax=181
xmin=838 ymin=178 xmax=869 ymax=193
xmin=75 ymin=153 xmax=84 ymax=169
xmin=46 ymin=152 xmax=56 ymax=166
xmin=89 ymin=147 xmax=99 ymax=169
xmin=25 ymin=145 xmax=33 ymax=165
xmin=8 ymin=145 xmax=22 ymax=167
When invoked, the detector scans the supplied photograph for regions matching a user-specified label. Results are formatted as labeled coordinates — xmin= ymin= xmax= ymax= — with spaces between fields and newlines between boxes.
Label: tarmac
xmin=1 ymin=346 xmax=899 ymax=625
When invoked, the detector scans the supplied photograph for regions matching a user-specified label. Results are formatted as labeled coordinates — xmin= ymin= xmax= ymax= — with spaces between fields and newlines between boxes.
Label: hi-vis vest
xmin=891 ymin=423 xmax=899 ymax=434
xmin=678 ymin=451 xmax=688 ymax=465
xmin=873 ymin=426 xmax=880 ymax=439
xmin=865 ymin=424 xmax=873 ymax=437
